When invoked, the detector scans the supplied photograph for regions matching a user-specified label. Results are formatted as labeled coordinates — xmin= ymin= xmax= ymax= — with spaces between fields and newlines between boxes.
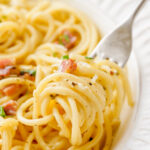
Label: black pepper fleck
xmin=89 ymin=137 xmax=93 ymax=141
xmin=88 ymin=82 xmax=92 ymax=86
xmin=72 ymin=82 xmax=77 ymax=86
xmin=103 ymin=87 xmax=106 ymax=90
xmin=116 ymin=72 xmax=119 ymax=76
xmin=50 ymin=94 xmax=59 ymax=99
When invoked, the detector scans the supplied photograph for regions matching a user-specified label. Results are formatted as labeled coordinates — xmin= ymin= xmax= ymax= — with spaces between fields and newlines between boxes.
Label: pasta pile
xmin=0 ymin=0 xmax=133 ymax=150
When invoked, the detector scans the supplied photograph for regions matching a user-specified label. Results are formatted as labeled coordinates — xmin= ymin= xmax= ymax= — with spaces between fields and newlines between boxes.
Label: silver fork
xmin=90 ymin=0 xmax=146 ymax=67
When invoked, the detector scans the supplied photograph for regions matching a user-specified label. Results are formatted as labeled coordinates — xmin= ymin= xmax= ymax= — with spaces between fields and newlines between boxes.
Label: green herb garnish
xmin=28 ymin=70 xmax=36 ymax=76
xmin=62 ymin=55 xmax=69 ymax=60
xmin=64 ymin=35 xmax=70 ymax=42
xmin=0 ymin=106 xmax=6 ymax=117
xmin=20 ymin=70 xmax=36 ymax=76
xmin=59 ymin=40 xmax=63 ymax=45
xmin=59 ymin=35 xmax=70 ymax=44
xmin=85 ymin=56 xmax=93 ymax=60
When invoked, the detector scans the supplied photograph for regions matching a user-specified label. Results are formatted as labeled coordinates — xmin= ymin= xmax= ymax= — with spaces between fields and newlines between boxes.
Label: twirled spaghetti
xmin=0 ymin=0 xmax=133 ymax=150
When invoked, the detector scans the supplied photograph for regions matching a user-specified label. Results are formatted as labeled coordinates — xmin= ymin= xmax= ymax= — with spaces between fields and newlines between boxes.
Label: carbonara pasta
xmin=0 ymin=0 xmax=133 ymax=150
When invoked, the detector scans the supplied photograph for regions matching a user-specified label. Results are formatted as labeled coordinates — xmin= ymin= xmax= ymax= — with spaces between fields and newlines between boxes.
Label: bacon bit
xmin=0 ymin=68 xmax=10 ymax=79
xmin=2 ymin=84 xmax=22 ymax=97
xmin=60 ymin=59 xmax=77 ymax=73
xmin=22 ymin=73 xmax=35 ymax=81
xmin=0 ymin=89 xmax=4 ymax=95
xmin=55 ymin=30 xmax=77 ymax=50
xmin=0 ymin=59 xmax=15 ymax=69
xmin=110 ymin=71 xmax=114 ymax=75
xmin=2 ymin=100 xmax=17 ymax=115
xmin=0 ymin=58 xmax=18 ymax=79
xmin=7 ymin=66 xmax=20 ymax=75
xmin=0 ymin=66 xmax=19 ymax=79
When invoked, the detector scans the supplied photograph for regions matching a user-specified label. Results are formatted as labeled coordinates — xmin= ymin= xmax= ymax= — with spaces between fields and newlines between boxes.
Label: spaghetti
xmin=0 ymin=0 xmax=133 ymax=150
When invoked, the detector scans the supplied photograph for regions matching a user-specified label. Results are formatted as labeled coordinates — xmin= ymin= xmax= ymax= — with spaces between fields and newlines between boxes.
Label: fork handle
xmin=90 ymin=0 xmax=146 ymax=58
xmin=129 ymin=0 xmax=146 ymax=25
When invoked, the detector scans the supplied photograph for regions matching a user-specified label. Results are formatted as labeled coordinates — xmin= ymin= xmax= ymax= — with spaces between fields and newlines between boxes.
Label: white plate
xmin=89 ymin=1 xmax=150 ymax=150
xmin=60 ymin=0 xmax=150 ymax=149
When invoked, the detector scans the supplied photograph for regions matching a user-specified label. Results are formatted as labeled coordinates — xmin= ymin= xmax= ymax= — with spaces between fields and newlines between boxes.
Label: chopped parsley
xmin=28 ymin=70 xmax=36 ymax=76
xmin=0 ymin=106 xmax=6 ymax=117
xmin=64 ymin=35 xmax=70 ymax=42
xmin=62 ymin=55 xmax=69 ymax=60
xmin=58 ymin=34 xmax=70 ymax=45
xmin=20 ymin=70 xmax=36 ymax=76
xmin=85 ymin=56 xmax=93 ymax=60
xmin=59 ymin=40 xmax=63 ymax=45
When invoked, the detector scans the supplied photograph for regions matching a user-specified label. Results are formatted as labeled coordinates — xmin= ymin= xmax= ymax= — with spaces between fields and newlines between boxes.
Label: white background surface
xmin=86 ymin=0 xmax=150 ymax=149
